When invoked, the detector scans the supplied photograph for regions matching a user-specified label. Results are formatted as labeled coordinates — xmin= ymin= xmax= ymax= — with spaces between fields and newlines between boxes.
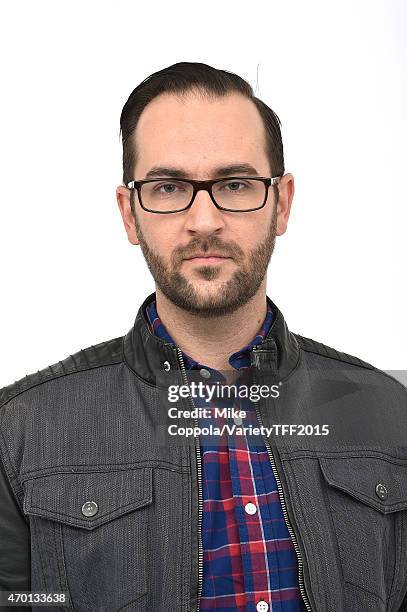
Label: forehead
xmin=133 ymin=91 xmax=268 ymax=176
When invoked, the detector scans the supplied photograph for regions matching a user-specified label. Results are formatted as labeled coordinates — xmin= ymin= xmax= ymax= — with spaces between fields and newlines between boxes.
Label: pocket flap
xmin=319 ymin=456 xmax=407 ymax=513
xmin=23 ymin=467 xmax=153 ymax=529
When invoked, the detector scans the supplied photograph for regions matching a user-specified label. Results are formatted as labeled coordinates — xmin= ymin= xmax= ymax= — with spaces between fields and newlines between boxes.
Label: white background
xmin=0 ymin=0 xmax=406 ymax=387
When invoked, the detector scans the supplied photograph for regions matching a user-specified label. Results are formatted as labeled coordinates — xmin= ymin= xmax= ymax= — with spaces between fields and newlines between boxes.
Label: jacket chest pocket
xmin=23 ymin=467 xmax=153 ymax=612
xmin=319 ymin=455 xmax=407 ymax=607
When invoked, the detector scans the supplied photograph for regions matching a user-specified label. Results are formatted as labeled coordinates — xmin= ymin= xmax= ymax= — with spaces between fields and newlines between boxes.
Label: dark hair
xmin=119 ymin=62 xmax=284 ymax=196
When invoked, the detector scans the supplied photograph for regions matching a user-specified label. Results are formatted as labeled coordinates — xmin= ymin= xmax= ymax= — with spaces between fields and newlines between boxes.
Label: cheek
xmin=235 ymin=212 xmax=271 ymax=243
xmin=143 ymin=222 xmax=179 ymax=259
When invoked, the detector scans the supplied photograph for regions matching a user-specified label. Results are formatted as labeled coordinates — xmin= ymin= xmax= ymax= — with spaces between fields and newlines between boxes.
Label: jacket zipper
xmin=251 ymin=349 xmax=312 ymax=611
xmin=176 ymin=348 xmax=204 ymax=612
xmin=176 ymin=346 xmax=311 ymax=611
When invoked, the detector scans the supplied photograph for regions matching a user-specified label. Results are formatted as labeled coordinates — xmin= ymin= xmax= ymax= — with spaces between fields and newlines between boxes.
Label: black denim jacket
xmin=1 ymin=292 xmax=407 ymax=612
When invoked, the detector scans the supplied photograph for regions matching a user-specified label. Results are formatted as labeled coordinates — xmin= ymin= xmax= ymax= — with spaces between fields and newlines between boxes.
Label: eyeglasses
xmin=126 ymin=176 xmax=281 ymax=214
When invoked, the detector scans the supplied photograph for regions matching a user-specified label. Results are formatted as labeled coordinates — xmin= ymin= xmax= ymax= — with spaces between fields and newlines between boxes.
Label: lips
xmin=185 ymin=255 xmax=231 ymax=265
xmin=185 ymin=253 xmax=229 ymax=260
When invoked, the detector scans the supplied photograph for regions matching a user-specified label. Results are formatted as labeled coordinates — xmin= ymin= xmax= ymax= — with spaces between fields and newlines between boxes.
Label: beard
xmin=133 ymin=203 xmax=278 ymax=318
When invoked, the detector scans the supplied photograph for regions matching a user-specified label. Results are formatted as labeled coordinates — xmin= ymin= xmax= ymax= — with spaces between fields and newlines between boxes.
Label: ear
xmin=275 ymin=173 xmax=295 ymax=236
xmin=116 ymin=186 xmax=140 ymax=245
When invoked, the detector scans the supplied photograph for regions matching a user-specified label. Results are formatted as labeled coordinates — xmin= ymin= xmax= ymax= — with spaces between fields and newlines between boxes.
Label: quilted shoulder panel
xmin=294 ymin=333 xmax=375 ymax=370
xmin=0 ymin=336 xmax=123 ymax=408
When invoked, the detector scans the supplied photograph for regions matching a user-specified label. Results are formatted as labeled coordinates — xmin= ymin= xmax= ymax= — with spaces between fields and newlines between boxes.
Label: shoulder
xmin=294 ymin=332 xmax=407 ymax=395
xmin=0 ymin=336 xmax=124 ymax=411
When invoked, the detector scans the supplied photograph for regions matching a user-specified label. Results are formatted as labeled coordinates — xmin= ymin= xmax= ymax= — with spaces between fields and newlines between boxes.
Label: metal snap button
xmin=81 ymin=501 xmax=99 ymax=517
xmin=375 ymin=483 xmax=388 ymax=501
xmin=200 ymin=368 xmax=211 ymax=379
xmin=163 ymin=361 xmax=171 ymax=371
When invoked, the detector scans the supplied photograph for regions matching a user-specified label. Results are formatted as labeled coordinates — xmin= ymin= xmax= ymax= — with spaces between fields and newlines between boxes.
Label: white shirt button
xmin=244 ymin=502 xmax=257 ymax=515
xmin=256 ymin=601 xmax=269 ymax=612
xmin=200 ymin=368 xmax=211 ymax=379
xmin=234 ymin=416 xmax=243 ymax=425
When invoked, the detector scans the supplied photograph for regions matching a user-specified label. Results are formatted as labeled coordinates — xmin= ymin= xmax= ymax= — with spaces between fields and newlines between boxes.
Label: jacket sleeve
xmin=0 ymin=454 xmax=31 ymax=611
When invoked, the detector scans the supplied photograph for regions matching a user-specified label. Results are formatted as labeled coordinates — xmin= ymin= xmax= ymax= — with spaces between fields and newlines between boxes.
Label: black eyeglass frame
xmin=126 ymin=176 xmax=281 ymax=214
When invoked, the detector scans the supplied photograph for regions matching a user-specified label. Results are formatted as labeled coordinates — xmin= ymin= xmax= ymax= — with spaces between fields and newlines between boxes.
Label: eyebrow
xmin=144 ymin=163 xmax=260 ymax=180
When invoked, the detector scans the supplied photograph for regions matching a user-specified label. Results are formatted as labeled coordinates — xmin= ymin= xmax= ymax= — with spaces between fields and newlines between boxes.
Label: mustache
xmin=173 ymin=238 xmax=243 ymax=264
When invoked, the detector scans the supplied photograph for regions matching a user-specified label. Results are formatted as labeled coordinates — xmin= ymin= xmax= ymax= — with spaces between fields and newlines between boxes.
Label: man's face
xmin=117 ymin=91 xmax=294 ymax=317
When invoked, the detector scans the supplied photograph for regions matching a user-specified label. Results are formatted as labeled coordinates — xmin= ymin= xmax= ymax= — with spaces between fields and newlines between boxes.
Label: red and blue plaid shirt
xmin=146 ymin=299 xmax=307 ymax=611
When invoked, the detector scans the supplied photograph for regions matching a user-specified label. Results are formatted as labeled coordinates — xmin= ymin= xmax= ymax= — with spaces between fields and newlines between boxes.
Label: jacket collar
xmin=123 ymin=291 xmax=300 ymax=387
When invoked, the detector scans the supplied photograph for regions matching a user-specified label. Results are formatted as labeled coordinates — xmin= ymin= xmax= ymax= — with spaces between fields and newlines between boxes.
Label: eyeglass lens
xmin=140 ymin=178 xmax=266 ymax=212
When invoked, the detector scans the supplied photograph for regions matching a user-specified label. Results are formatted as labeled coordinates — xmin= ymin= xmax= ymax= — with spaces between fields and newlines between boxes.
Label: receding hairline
xmin=130 ymin=88 xmax=268 ymax=176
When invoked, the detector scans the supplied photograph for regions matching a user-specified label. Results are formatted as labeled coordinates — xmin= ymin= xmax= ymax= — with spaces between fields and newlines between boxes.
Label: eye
xmin=223 ymin=181 xmax=249 ymax=191
xmin=153 ymin=181 xmax=186 ymax=194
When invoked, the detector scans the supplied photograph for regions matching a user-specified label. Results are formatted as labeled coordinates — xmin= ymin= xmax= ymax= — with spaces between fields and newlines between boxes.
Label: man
xmin=1 ymin=62 xmax=406 ymax=612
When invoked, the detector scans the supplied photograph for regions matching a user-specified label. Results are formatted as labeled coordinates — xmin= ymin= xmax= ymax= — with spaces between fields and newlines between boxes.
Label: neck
xmin=154 ymin=284 xmax=268 ymax=372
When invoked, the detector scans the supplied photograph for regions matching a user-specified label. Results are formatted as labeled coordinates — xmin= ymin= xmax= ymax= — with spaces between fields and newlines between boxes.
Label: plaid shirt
xmin=146 ymin=299 xmax=307 ymax=611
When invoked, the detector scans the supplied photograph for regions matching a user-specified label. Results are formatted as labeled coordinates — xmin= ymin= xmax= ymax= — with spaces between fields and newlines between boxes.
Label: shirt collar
xmin=146 ymin=298 xmax=274 ymax=372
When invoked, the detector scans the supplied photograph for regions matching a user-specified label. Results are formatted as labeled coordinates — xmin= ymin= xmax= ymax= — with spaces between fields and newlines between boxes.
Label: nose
xmin=183 ymin=188 xmax=226 ymax=235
